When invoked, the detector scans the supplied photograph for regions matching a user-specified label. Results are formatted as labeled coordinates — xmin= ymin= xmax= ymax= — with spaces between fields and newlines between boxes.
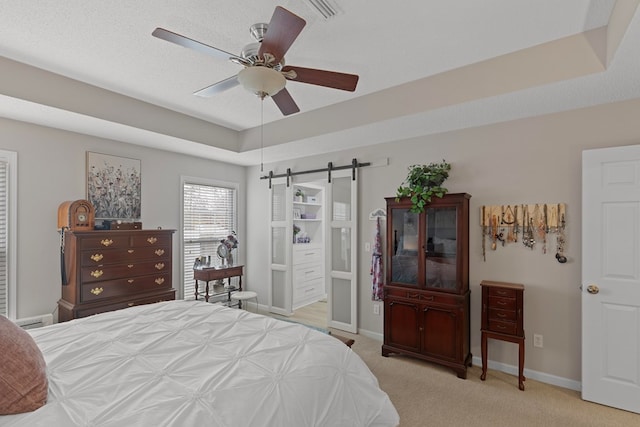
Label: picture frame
xmin=293 ymin=208 xmax=302 ymax=219
xmin=86 ymin=152 xmax=141 ymax=220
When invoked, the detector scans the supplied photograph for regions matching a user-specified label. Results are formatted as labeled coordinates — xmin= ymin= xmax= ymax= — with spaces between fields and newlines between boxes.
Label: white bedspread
xmin=1 ymin=301 xmax=399 ymax=427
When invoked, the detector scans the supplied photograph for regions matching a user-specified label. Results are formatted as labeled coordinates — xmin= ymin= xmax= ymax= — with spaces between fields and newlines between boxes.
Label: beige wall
xmin=5 ymin=94 xmax=640 ymax=386
xmin=0 ymin=117 xmax=246 ymax=320
xmin=245 ymin=96 xmax=640 ymax=385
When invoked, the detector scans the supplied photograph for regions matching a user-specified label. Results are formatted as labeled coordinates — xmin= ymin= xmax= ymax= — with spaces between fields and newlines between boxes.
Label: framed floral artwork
xmin=86 ymin=152 xmax=141 ymax=220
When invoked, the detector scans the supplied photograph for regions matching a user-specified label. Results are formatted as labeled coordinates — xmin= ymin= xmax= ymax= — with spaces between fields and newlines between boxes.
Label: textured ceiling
xmin=1 ymin=1 xmax=639 ymax=165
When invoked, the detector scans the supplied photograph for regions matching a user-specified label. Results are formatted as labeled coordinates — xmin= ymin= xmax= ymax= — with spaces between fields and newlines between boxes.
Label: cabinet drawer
xmin=130 ymin=233 xmax=173 ymax=248
xmin=293 ymin=246 xmax=322 ymax=265
xmin=293 ymin=280 xmax=323 ymax=303
xmin=294 ymin=263 xmax=323 ymax=283
xmin=385 ymin=287 xmax=461 ymax=306
xmin=79 ymin=235 xmax=131 ymax=250
xmin=80 ymin=246 xmax=171 ymax=266
xmin=75 ymin=290 xmax=176 ymax=318
xmin=488 ymin=319 xmax=517 ymax=335
xmin=488 ymin=287 xmax=517 ymax=299
xmin=81 ymin=260 xmax=172 ymax=283
xmin=488 ymin=308 xmax=516 ymax=322
xmin=488 ymin=296 xmax=516 ymax=311
xmin=81 ymin=273 xmax=172 ymax=302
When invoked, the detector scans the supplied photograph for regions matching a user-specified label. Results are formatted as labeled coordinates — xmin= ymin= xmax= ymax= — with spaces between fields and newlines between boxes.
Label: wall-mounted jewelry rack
xmin=480 ymin=203 xmax=567 ymax=263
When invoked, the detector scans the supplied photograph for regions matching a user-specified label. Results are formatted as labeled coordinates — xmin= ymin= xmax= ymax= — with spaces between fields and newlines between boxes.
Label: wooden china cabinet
xmin=382 ymin=193 xmax=471 ymax=378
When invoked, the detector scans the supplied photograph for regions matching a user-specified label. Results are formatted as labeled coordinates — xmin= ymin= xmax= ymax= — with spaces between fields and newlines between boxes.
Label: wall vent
xmin=302 ymin=0 xmax=340 ymax=20
xmin=15 ymin=313 xmax=53 ymax=330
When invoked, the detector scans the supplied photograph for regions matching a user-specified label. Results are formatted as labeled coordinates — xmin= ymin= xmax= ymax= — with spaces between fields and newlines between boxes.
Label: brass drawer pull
xmin=496 ymin=290 xmax=509 ymax=296
xmin=90 ymin=270 xmax=103 ymax=278
xmin=407 ymin=293 xmax=419 ymax=298
xmin=497 ymin=312 xmax=507 ymax=318
xmin=155 ymin=277 xmax=165 ymax=285
xmin=127 ymin=302 xmax=135 ymax=307
xmin=155 ymin=249 xmax=165 ymax=256
xmin=90 ymin=254 xmax=104 ymax=262
xmin=147 ymin=237 xmax=158 ymax=244
xmin=90 ymin=287 xmax=104 ymax=296
xmin=128 ymin=264 xmax=134 ymax=268
xmin=128 ymin=249 xmax=135 ymax=254
xmin=497 ymin=300 xmax=508 ymax=305
xmin=128 ymin=279 xmax=134 ymax=284
xmin=100 ymin=239 xmax=113 ymax=247
xmin=155 ymin=263 xmax=165 ymax=270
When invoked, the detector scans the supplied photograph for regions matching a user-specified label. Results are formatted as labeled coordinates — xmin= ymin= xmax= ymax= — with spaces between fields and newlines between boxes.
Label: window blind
xmin=0 ymin=160 xmax=8 ymax=316
xmin=183 ymin=182 xmax=236 ymax=300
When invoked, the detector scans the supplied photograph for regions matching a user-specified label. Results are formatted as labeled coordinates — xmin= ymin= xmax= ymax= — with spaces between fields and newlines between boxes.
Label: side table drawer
xmin=488 ymin=296 xmax=516 ymax=311
xmin=488 ymin=308 xmax=517 ymax=322
xmin=488 ymin=319 xmax=517 ymax=335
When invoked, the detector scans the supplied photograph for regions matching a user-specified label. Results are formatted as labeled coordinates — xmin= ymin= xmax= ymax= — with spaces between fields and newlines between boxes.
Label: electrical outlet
xmin=373 ymin=304 xmax=380 ymax=315
xmin=533 ymin=334 xmax=543 ymax=348
xmin=365 ymin=242 xmax=371 ymax=252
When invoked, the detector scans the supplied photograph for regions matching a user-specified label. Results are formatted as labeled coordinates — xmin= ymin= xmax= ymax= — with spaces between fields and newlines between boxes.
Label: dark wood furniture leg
xmin=480 ymin=331 xmax=488 ymax=381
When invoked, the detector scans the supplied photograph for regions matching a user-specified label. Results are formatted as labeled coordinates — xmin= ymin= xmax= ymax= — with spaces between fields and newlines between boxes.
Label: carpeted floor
xmin=339 ymin=330 xmax=639 ymax=427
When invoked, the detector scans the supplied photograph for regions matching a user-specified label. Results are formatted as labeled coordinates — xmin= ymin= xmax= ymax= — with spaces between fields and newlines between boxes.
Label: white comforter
xmin=2 ymin=300 xmax=399 ymax=427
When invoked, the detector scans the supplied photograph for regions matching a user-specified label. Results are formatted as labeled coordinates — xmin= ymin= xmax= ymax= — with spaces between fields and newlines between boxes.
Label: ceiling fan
xmin=152 ymin=6 xmax=359 ymax=116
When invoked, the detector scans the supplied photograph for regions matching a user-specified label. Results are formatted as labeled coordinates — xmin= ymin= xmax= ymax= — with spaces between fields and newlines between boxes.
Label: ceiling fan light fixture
xmin=238 ymin=66 xmax=286 ymax=97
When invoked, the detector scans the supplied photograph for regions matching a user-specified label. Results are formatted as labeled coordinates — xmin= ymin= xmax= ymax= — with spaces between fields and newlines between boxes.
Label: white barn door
xmin=326 ymin=169 xmax=358 ymax=333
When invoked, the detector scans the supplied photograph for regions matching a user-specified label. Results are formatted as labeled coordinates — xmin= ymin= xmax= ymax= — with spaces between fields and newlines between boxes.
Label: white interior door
xmin=582 ymin=145 xmax=640 ymax=413
xmin=268 ymin=178 xmax=293 ymax=316
xmin=326 ymin=169 xmax=358 ymax=333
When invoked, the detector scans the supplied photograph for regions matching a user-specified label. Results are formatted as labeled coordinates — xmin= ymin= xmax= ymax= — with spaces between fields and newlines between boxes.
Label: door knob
xmin=586 ymin=284 xmax=600 ymax=294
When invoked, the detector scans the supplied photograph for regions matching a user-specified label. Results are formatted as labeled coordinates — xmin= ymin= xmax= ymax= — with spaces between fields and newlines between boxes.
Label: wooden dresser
xmin=58 ymin=229 xmax=175 ymax=322
xmin=480 ymin=280 xmax=525 ymax=390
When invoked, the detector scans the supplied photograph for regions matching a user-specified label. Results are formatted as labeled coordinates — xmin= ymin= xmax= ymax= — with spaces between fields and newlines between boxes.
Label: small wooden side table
xmin=194 ymin=265 xmax=244 ymax=306
xmin=480 ymin=280 xmax=525 ymax=390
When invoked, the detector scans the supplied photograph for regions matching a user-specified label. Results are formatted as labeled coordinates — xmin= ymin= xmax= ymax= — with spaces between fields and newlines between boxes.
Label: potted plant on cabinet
xmin=396 ymin=160 xmax=451 ymax=213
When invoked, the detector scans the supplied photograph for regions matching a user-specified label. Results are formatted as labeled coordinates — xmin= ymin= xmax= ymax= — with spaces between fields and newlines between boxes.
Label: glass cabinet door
xmin=424 ymin=206 xmax=458 ymax=291
xmin=389 ymin=208 xmax=420 ymax=287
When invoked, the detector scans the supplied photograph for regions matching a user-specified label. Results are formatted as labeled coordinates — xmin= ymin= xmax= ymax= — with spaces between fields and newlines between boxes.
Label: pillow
xmin=0 ymin=315 xmax=48 ymax=415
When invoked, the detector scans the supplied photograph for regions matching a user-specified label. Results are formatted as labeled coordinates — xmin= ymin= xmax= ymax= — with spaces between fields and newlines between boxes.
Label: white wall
xmin=0 ymin=117 xmax=246 ymax=320
xmin=245 ymin=96 xmax=640 ymax=383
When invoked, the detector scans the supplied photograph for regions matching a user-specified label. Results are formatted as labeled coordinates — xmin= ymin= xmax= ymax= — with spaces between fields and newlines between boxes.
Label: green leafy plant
xmin=396 ymin=161 xmax=451 ymax=213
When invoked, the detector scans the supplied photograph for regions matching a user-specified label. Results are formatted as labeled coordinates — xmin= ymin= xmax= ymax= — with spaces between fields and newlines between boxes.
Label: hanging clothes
xmin=371 ymin=217 xmax=384 ymax=301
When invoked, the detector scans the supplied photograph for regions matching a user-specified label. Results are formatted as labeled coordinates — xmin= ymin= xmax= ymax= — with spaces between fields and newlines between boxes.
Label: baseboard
xmin=471 ymin=356 xmax=581 ymax=391
xmin=356 ymin=328 xmax=581 ymax=392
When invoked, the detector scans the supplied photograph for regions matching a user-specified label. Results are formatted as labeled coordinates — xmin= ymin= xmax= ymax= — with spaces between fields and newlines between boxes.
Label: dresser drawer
xmin=488 ymin=296 xmax=516 ymax=311
xmin=79 ymin=234 xmax=131 ymax=250
xmin=488 ymin=308 xmax=517 ymax=322
xmin=293 ymin=246 xmax=322 ymax=265
xmin=81 ymin=273 xmax=172 ymax=302
xmin=81 ymin=260 xmax=172 ymax=283
xmin=488 ymin=319 xmax=517 ymax=335
xmin=294 ymin=263 xmax=323 ymax=283
xmin=75 ymin=290 xmax=176 ymax=318
xmin=80 ymin=246 xmax=171 ymax=266
xmin=488 ymin=287 xmax=517 ymax=299
xmin=130 ymin=233 xmax=173 ymax=248
xmin=293 ymin=279 xmax=323 ymax=304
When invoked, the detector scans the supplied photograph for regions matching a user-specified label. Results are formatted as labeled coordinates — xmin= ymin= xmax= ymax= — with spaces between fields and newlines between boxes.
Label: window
xmin=0 ymin=150 xmax=17 ymax=318
xmin=181 ymin=178 xmax=237 ymax=300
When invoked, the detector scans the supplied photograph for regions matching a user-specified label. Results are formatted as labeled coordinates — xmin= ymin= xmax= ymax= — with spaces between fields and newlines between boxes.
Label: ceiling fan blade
xmin=258 ymin=7 xmax=306 ymax=64
xmin=193 ymin=75 xmax=240 ymax=97
xmin=271 ymin=88 xmax=300 ymax=116
xmin=152 ymin=27 xmax=243 ymax=62
xmin=282 ymin=66 xmax=359 ymax=92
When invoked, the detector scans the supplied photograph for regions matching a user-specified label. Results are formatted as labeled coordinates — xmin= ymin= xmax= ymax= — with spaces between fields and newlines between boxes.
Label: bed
xmin=1 ymin=300 xmax=399 ymax=426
